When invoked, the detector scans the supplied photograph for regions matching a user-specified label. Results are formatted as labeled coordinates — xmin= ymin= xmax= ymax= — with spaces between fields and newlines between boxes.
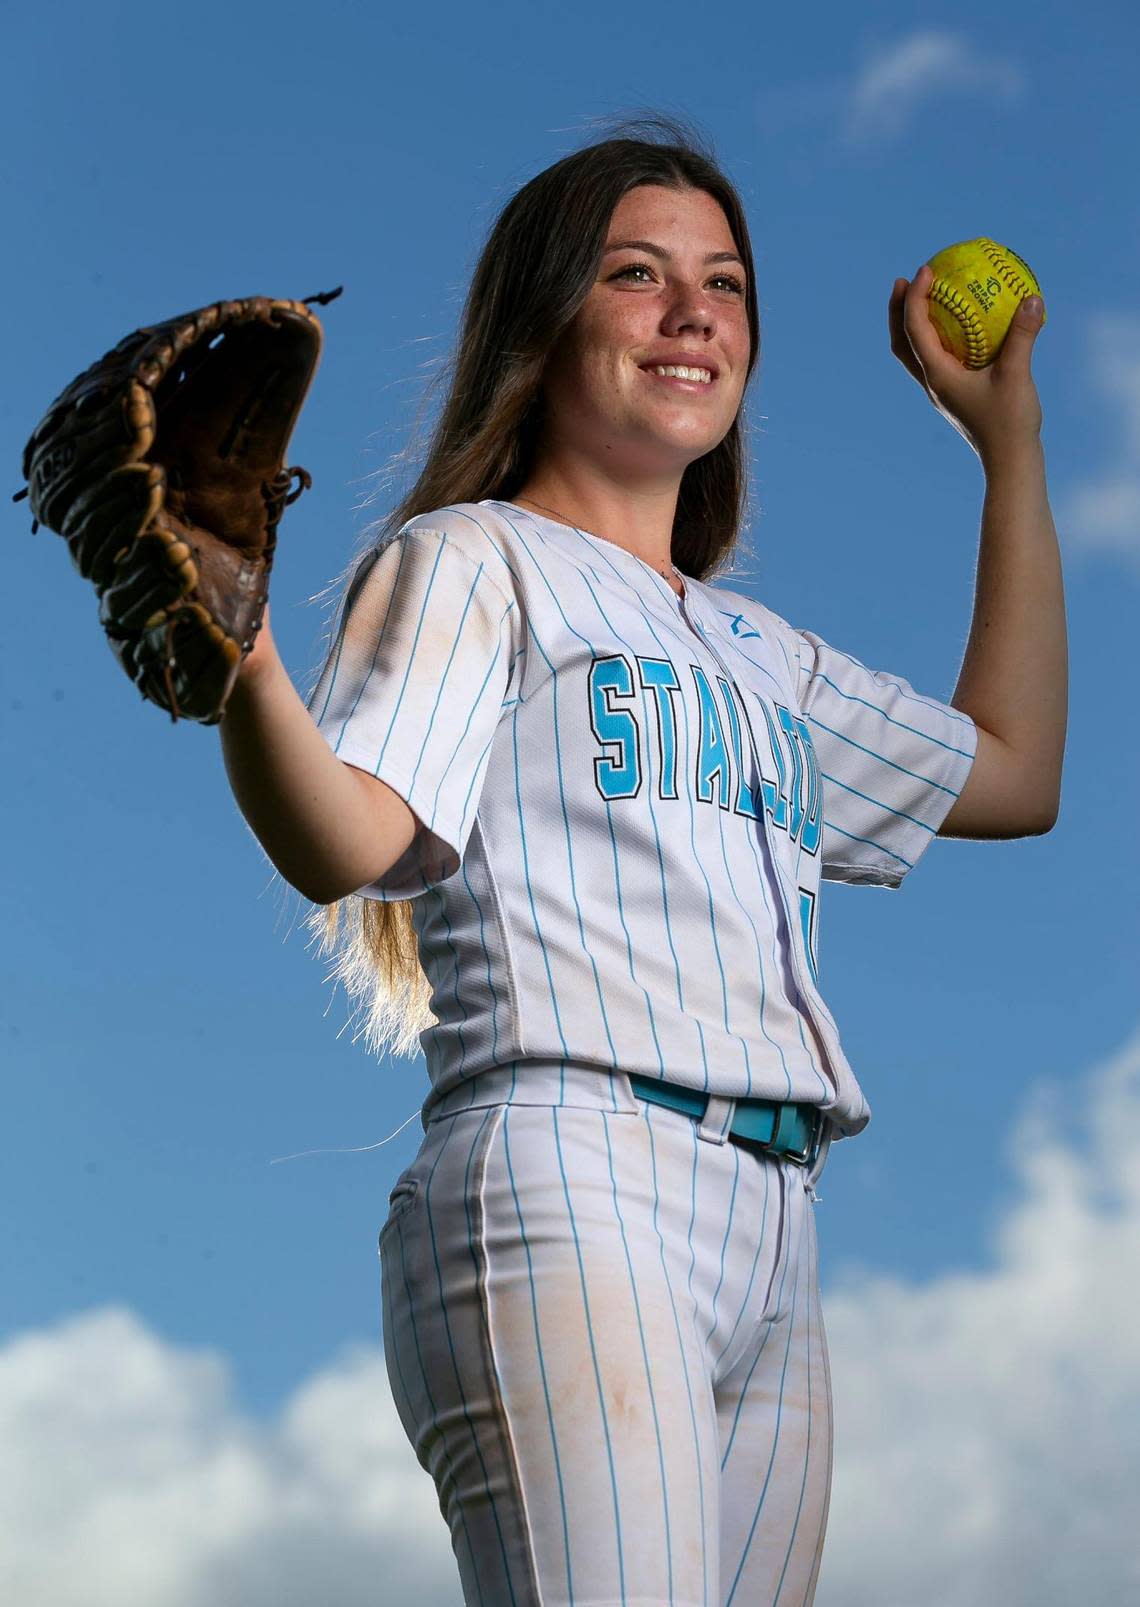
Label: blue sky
xmin=2 ymin=2 xmax=1138 ymax=1602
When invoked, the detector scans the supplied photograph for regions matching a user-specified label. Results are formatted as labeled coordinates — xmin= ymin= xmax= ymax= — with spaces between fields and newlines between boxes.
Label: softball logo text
xmin=588 ymin=651 xmax=822 ymax=854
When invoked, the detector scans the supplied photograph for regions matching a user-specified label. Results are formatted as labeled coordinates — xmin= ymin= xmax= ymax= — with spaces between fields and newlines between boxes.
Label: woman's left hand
xmin=889 ymin=265 xmax=1044 ymax=464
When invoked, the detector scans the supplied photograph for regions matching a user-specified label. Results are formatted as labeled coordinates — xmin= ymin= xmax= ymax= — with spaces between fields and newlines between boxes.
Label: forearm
xmin=218 ymin=638 xmax=417 ymax=903
xmin=950 ymin=438 xmax=1068 ymax=820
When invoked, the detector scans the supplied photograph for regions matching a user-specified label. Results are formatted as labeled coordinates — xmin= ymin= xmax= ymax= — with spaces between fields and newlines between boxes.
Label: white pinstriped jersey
xmin=307 ymin=500 xmax=977 ymax=1139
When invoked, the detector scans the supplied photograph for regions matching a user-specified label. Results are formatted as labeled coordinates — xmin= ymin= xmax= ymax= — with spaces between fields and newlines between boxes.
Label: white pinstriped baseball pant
xmin=380 ymin=1077 xmax=833 ymax=1606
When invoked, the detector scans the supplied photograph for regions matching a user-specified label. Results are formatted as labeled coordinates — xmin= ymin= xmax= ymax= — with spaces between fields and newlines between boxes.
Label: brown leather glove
xmin=15 ymin=287 xmax=342 ymax=723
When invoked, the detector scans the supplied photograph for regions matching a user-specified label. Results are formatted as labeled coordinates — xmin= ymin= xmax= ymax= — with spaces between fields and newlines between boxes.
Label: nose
xmin=660 ymin=279 xmax=716 ymax=339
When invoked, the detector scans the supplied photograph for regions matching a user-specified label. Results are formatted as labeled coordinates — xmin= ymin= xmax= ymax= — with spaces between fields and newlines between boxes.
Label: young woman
xmin=219 ymin=119 xmax=1064 ymax=1606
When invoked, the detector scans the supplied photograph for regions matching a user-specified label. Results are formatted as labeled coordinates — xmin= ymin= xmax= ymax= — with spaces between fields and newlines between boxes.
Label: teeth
xmin=651 ymin=365 xmax=712 ymax=383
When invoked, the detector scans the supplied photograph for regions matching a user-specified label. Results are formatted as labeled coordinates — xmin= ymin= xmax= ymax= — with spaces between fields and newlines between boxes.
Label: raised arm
xmin=889 ymin=267 xmax=1067 ymax=839
xmin=940 ymin=436 xmax=1065 ymax=837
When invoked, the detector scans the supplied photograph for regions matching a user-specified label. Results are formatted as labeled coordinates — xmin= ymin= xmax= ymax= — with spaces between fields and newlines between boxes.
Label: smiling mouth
xmin=640 ymin=364 xmax=715 ymax=386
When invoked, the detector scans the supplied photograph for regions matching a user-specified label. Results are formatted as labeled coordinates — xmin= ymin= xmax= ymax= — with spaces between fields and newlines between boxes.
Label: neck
xmin=511 ymin=466 xmax=681 ymax=581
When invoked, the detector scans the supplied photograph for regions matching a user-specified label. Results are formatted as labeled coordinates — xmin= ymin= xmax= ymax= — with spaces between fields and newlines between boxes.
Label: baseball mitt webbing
xmin=15 ymin=286 xmax=342 ymax=724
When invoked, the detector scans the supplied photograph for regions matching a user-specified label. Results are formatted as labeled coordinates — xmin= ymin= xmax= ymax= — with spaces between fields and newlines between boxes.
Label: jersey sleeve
xmin=306 ymin=523 xmax=518 ymax=900
xmin=791 ymin=628 xmax=978 ymax=887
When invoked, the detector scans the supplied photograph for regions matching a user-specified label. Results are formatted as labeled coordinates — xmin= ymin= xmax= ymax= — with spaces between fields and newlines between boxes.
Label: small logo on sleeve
xmin=718 ymin=610 xmax=762 ymax=641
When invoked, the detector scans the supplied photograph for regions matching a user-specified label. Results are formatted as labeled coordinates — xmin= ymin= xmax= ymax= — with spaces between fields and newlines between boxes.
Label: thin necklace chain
xmin=511 ymin=495 xmax=683 ymax=590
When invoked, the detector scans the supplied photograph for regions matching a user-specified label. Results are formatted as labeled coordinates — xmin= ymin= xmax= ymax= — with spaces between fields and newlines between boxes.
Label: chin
xmin=651 ymin=411 xmax=734 ymax=453
xmin=665 ymin=430 xmax=731 ymax=465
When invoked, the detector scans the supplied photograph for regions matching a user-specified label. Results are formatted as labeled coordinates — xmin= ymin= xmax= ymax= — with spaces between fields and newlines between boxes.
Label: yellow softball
xmin=924 ymin=238 xmax=1046 ymax=368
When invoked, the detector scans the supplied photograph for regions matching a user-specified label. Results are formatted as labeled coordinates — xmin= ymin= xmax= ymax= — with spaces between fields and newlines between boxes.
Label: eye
xmin=610 ymin=262 xmax=746 ymax=295
xmin=611 ymin=262 xmax=655 ymax=284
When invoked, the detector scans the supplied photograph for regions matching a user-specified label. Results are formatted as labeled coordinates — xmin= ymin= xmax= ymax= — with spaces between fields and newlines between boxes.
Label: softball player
xmin=225 ymin=121 xmax=1062 ymax=1606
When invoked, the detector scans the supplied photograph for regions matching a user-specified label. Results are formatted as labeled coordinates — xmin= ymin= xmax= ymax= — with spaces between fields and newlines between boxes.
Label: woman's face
xmin=537 ymin=183 xmax=753 ymax=486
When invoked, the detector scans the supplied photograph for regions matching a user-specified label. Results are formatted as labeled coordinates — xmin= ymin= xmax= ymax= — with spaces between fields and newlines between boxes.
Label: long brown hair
xmin=307 ymin=111 xmax=762 ymax=1057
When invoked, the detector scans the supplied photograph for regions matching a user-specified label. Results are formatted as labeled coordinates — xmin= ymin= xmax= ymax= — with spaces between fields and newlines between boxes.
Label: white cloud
xmin=1056 ymin=315 xmax=1140 ymax=569
xmin=845 ymin=30 xmax=1025 ymax=143
xmin=3 ymin=1029 xmax=1140 ymax=1607
xmin=816 ymin=1026 xmax=1140 ymax=1605
xmin=756 ymin=31 xmax=1025 ymax=148
xmin=0 ymin=1312 xmax=457 ymax=1607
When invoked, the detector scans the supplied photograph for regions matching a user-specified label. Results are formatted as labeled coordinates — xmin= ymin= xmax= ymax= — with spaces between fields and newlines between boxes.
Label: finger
xmin=887 ymin=277 xmax=908 ymax=339
xmin=996 ymin=294 xmax=1044 ymax=372
xmin=889 ymin=277 xmax=926 ymax=383
xmin=902 ymin=264 xmax=945 ymax=366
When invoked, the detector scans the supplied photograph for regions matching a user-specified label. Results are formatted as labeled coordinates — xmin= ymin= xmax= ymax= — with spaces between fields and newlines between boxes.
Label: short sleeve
xmin=307 ymin=525 xmax=517 ymax=900
xmin=792 ymin=629 xmax=978 ymax=887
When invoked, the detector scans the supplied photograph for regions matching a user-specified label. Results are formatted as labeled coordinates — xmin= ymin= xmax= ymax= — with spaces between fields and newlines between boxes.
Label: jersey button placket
xmin=692 ymin=605 xmax=840 ymax=1102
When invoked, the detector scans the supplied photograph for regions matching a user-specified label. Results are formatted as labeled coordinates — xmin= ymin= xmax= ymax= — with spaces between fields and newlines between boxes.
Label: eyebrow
xmin=602 ymin=238 xmax=746 ymax=270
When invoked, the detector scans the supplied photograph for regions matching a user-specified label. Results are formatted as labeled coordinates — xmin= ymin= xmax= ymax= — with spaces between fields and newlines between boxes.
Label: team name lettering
xmin=587 ymin=653 xmax=821 ymax=854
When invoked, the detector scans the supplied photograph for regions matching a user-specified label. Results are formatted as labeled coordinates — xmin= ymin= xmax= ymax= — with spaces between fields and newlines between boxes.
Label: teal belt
xmin=628 ymin=1074 xmax=822 ymax=1165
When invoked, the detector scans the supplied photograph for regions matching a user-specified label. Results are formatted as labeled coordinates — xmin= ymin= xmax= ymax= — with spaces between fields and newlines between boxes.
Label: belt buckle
xmin=783 ymin=1105 xmax=823 ymax=1167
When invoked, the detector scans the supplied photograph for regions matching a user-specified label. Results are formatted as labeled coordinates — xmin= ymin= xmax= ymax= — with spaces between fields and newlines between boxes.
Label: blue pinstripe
xmin=771 ymin=1234 xmax=820 ymax=1607
xmin=422 ymin=601 xmax=511 ymax=826
xmin=645 ymin=1112 xmax=711 ymax=1602
xmin=461 ymin=851 xmax=507 ymax=1067
xmin=825 ymin=818 xmax=914 ymax=869
xmin=808 ymin=715 xmax=959 ymax=796
xmin=509 ymin=706 xmax=573 ymax=1086
xmin=390 ymin=514 xmax=524 ymax=1105
xmin=502 ymin=1108 xmax=576 ymax=1598
xmin=391 ymin=1206 xmax=485 ymax=1603
xmin=380 ymin=1218 xmax=417 ymax=1432
xmin=492 ymin=569 xmax=621 ymax=1074
xmin=720 ymin=1171 xmax=791 ymax=1472
xmin=766 ymin=617 xmax=799 ymax=688
xmin=330 ymin=538 xmax=416 ymax=750
xmin=603 ymin=786 xmax=669 ymax=1076
xmin=558 ymin=525 xmax=777 ymax=1093
xmin=823 ymin=643 xmax=976 ymax=726
xmin=820 ymin=769 xmax=940 ymax=834
xmin=718 ymin=633 xmax=792 ymax=701
xmin=477 ymin=532 xmax=624 ymax=989
xmin=551 ymin=1105 xmax=629 ymax=1603
xmin=463 ymin=1109 xmax=533 ymax=1604
xmin=724 ymin=1214 xmax=801 ymax=1606
xmin=673 ymin=660 xmax=737 ymax=1045
xmin=711 ymin=1160 xmax=772 ymax=1375
xmin=311 ymin=577 xmax=355 ymax=728
xmin=503 ymin=509 xmax=695 ymax=1076
xmin=600 ymin=1113 xmax=676 ymax=1600
xmin=425 ymin=1118 xmax=520 ymax=1599
xmin=807 ymin=670 xmax=974 ymax=757
xmin=639 ymin=582 xmax=822 ymax=1105
xmin=707 ymin=1144 xmax=742 ymax=1347
xmin=710 ymin=716 xmax=816 ymax=1105
xmin=406 ymin=557 xmax=486 ymax=793
xmin=683 ymin=1122 xmax=711 ymax=1606
xmin=543 ymin=514 xmax=829 ymax=1118
xmin=427 ymin=883 xmax=471 ymax=1073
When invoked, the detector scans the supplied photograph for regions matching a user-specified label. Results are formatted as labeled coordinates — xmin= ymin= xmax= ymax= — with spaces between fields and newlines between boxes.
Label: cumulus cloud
xmin=0 ymin=1312 xmax=456 ymax=1607
xmin=757 ymin=30 xmax=1025 ymax=149
xmin=3 ymin=1029 xmax=1140 ymax=1607
xmin=1055 ymin=315 xmax=1140 ymax=570
xmin=845 ymin=30 xmax=1025 ymax=144
xmin=817 ymin=1025 xmax=1140 ymax=1606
